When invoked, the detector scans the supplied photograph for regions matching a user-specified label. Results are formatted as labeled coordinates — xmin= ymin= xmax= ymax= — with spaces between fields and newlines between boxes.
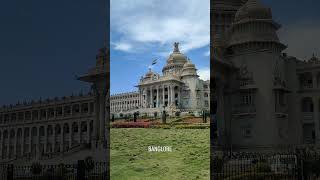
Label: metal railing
xmin=0 ymin=161 xmax=108 ymax=180
xmin=212 ymin=150 xmax=320 ymax=180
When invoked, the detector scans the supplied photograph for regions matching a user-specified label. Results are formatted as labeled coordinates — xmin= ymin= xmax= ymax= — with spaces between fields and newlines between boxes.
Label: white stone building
xmin=213 ymin=0 xmax=320 ymax=150
xmin=111 ymin=43 xmax=210 ymax=118
xmin=0 ymin=47 xmax=109 ymax=164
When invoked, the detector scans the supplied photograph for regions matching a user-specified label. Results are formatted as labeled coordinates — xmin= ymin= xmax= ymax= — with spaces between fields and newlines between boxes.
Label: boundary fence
xmin=0 ymin=160 xmax=108 ymax=180
xmin=212 ymin=150 xmax=320 ymax=180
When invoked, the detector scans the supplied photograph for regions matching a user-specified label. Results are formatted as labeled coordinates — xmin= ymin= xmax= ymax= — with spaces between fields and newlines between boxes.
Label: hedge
xmin=111 ymin=121 xmax=160 ymax=128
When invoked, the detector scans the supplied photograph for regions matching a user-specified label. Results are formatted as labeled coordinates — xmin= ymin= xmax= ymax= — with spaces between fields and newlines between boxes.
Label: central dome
xmin=167 ymin=42 xmax=188 ymax=64
xmin=235 ymin=0 xmax=272 ymax=22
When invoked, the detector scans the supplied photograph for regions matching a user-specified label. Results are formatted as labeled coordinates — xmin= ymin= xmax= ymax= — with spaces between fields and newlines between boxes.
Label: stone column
xmin=162 ymin=86 xmax=165 ymax=107
xmin=62 ymin=106 xmax=65 ymax=117
xmin=156 ymin=86 xmax=159 ymax=108
xmin=98 ymin=89 xmax=106 ymax=144
xmin=139 ymin=90 xmax=141 ymax=108
xmin=70 ymin=105 xmax=73 ymax=116
xmin=88 ymin=102 xmax=91 ymax=114
xmin=144 ymin=89 xmax=146 ymax=108
xmin=171 ymin=85 xmax=174 ymax=106
xmin=313 ymin=72 xmax=318 ymax=89
xmin=87 ymin=121 xmax=90 ymax=143
xmin=7 ymin=134 xmax=10 ymax=159
xmin=78 ymin=121 xmax=81 ymax=144
xmin=21 ymin=130 xmax=24 ymax=157
xmin=93 ymin=94 xmax=100 ymax=145
xmin=150 ymin=87 xmax=153 ymax=108
xmin=313 ymin=97 xmax=320 ymax=144
xmin=53 ymin=126 xmax=56 ymax=152
xmin=177 ymin=87 xmax=181 ymax=107
xmin=69 ymin=123 xmax=72 ymax=148
xmin=36 ymin=127 xmax=40 ymax=159
xmin=30 ymin=111 xmax=33 ymax=122
xmin=167 ymin=85 xmax=170 ymax=106
xmin=14 ymin=129 xmax=17 ymax=158
xmin=44 ymin=126 xmax=47 ymax=154
xmin=216 ymin=78 xmax=227 ymax=146
xmin=0 ymin=133 xmax=2 ymax=159
xmin=61 ymin=124 xmax=64 ymax=152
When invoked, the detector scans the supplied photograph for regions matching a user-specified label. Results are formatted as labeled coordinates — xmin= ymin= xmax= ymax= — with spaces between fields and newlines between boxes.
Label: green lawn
xmin=110 ymin=128 xmax=210 ymax=180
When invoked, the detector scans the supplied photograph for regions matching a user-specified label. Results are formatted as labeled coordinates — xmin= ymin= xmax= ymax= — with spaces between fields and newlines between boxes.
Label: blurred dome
xmin=144 ymin=69 xmax=154 ymax=79
xmin=235 ymin=0 xmax=272 ymax=22
xmin=181 ymin=60 xmax=198 ymax=77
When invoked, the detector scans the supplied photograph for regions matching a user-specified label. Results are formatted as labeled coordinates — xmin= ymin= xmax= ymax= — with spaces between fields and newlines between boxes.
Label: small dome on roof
xmin=181 ymin=60 xmax=197 ymax=77
xmin=144 ymin=69 xmax=154 ymax=78
xmin=309 ymin=54 xmax=319 ymax=63
xmin=183 ymin=60 xmax=196 ymax=69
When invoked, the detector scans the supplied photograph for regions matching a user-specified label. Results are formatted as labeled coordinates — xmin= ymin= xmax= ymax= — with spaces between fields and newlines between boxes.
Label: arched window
xmin=47 ymin=125 xmax=53 ymax=135
xmin=31 ymin=127 xmax=37 ymax=136
xmin=81 ymin=122 xmax=87 ymax=132
xmin=39 ymin=126 xmax=45 ymax=136
xmin=10 ymin=129 xmax=15 ymax=138
xmin=55 ymin=124 xmax=61 ymax=134
xmin=72 ymin=122 xmax=78 ymax=133
xmin=63 ymin=123 xmax=70 ymax=134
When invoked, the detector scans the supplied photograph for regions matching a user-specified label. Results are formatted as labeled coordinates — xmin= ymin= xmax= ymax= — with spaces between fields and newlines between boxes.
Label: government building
xmin=0 ymin=47 xmax=109 ymax=164
xmin=212 ymin=0 xmax=320 ymax=150
xmin=111 ymin=43 xmax=210 ymax=118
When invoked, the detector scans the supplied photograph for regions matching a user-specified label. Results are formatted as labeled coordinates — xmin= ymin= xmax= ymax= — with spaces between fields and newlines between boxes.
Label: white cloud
xmin=110 ymin=0 xmax=210 ymax=53
xmin=204 ymin=50 xmax=210 ymax=57
xmin=279 ymin=20 xmax=320 ymax=60
xmin=198 ymin=68 xmax=210 ymax=81
xmin=112 ymin=42 xmax=132 ymax=52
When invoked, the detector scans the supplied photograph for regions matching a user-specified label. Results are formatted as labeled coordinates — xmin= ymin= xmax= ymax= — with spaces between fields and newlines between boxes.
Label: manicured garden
xmin=110 ymin=128 xmax=210 ymax=180
xmin=110 ymin=116 xmax=210 ymax=129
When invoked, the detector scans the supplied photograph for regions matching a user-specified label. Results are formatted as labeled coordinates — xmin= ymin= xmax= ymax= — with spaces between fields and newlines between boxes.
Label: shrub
xmin=84 ymin=156 xmax=95 ymax=172
xmin=175 ymin=124 xmax=210 ymax=129
xmin=253 ymin=162 xmax=271 ymax=173
xmin=54 ymin=163 xmax=68 ymax=180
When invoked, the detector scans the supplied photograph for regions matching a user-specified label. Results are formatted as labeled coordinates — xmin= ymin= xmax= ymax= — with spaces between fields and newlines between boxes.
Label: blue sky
xmin=261 ymin=0 xmax=320 ymax=60
xmin=110 ymin=0 xmax=210 ymax=95
xmin=0 ymin=0 xmax=107 ymax=105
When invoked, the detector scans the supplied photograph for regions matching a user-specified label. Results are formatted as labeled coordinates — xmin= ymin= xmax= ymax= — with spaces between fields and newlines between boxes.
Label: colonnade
xmin=139 ymin=84 xmax=180 ymax=109
xmin=0 ymin=119 xmax=93 ymax=160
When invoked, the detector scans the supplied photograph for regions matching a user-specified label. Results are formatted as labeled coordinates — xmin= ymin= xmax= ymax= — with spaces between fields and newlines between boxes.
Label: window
xmin=279 ymin=92 xmax=286 ymax=105
xmin=205 ymin=101 xmax=209 ymax=107
xmin=241 ymin=93 xmax=253 ymax=105
xmin=243 ymin=128 xmax=252 ymax=138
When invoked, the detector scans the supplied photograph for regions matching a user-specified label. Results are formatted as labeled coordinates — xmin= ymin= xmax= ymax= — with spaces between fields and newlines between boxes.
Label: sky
xmin=0 ymin=0 xmax=108 ymax=105
xmin=0 ymin=0 xmax=319 ymax=104
xmin=110 ymin=0 xmax=211 ymax=95
xmin=261 ymin=0 xmax=320 ymax=60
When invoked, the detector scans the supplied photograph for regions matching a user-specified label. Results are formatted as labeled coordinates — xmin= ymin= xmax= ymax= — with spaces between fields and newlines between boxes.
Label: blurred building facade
xmin=0 ymin=48 xmax=109 ymax=164
xmin=212 ymin=0 xmax=320 ymax=150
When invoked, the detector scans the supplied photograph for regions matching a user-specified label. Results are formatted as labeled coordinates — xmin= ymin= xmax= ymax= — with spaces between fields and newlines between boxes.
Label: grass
xmin=110 ymin=128 xmax=210 ymax=180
